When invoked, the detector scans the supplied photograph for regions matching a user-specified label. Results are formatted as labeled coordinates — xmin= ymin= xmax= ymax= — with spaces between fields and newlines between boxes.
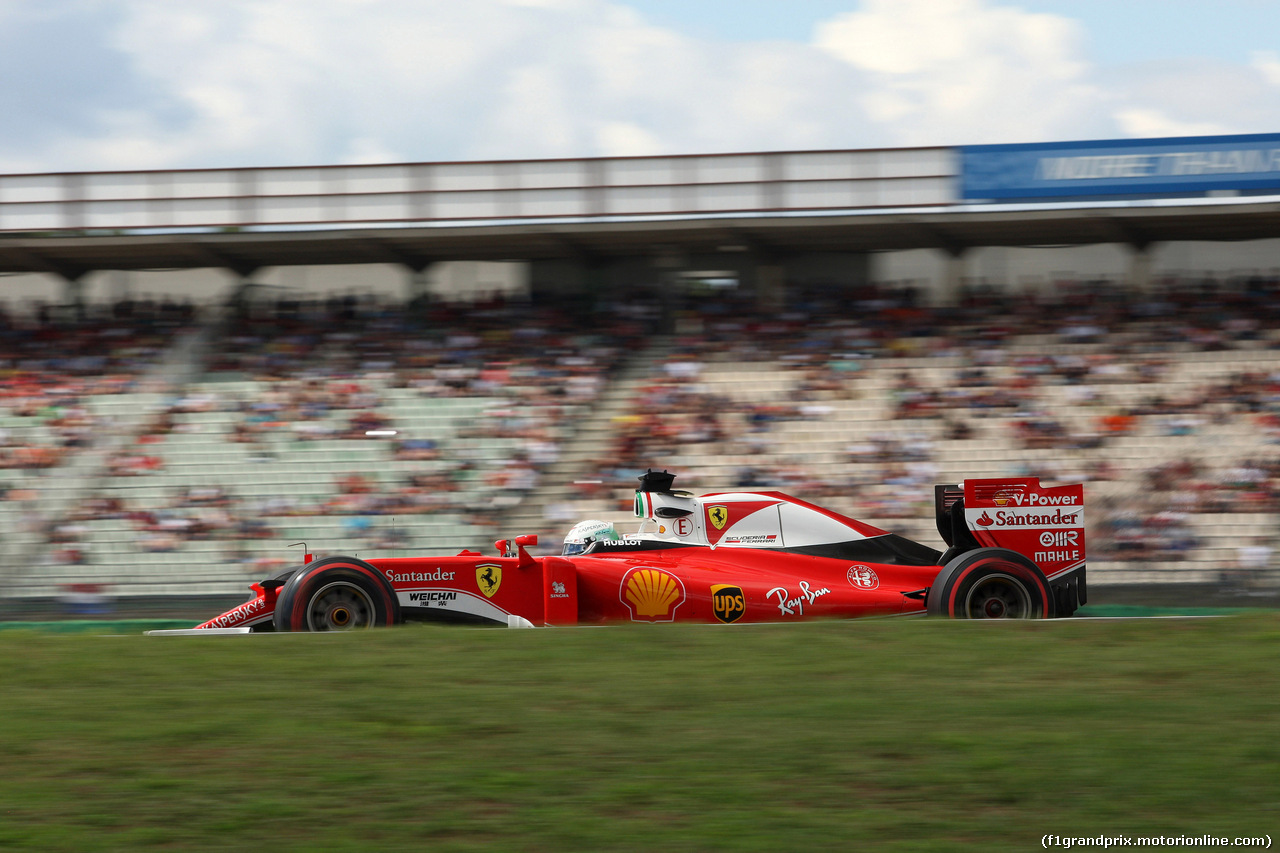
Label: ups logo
xmin=711 ymin=584 xmax=745 ymax=624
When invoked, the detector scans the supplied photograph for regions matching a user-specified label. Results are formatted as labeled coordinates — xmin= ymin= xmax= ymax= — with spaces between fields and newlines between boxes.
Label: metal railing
xmin=0 ymin=147 xmax=957 ymax=233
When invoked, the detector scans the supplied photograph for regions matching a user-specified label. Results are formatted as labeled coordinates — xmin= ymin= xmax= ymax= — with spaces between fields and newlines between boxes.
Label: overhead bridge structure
xmin=1 ymin=134 xmax=1278 ymax=300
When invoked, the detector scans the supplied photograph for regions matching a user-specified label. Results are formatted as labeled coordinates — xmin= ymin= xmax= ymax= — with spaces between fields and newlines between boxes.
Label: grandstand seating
xmin=4 ymin=285 xmax=1280 ymax=607
xmin=521 ymin=329 xmax=1280 ymax=591
xmin=1 ymin=299 xmax=631 ymax=601
xmin=3 ymin=379 xmax=564 ymax=598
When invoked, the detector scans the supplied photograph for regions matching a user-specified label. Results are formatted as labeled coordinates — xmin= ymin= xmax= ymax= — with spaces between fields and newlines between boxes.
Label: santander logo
xmin=976 ymin=511 xmax=994 ymax=526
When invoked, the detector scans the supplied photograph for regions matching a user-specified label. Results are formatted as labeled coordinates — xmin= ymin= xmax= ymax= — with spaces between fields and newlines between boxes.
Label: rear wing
xmin=934 ymin=477 xmax=1085 ymax=579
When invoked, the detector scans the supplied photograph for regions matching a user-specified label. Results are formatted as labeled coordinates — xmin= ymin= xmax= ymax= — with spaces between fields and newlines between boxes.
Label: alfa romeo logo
xmin=847 ymin=565 xmax=879 ymax=590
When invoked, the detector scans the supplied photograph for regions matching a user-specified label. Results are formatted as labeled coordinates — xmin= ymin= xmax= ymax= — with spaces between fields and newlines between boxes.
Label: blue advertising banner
xmin=961 ymin=133 xmax=1280 ymax=202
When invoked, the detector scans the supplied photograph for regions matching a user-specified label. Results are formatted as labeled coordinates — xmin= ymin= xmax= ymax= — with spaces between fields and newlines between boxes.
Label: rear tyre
xmin=926 ymin=548 xmax=1054 ymax=619
xmin=274 ymin=557 xmax=399 ymax=632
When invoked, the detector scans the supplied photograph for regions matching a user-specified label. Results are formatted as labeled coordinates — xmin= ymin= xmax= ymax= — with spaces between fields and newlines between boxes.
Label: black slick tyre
xmin=926 ymin=548 xmax=1054 ymax=619
xmin=273 ymin=556 xmax=400 ymax=632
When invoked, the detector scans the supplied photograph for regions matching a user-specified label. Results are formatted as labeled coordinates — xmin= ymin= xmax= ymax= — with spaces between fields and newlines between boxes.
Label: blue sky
xmin=630 ymin=0 xmax=1280 ymax=65
xmin=1010 ymin=0 xmax=1280 ymax=66
xmin=0 ymin=0 xmax=1278 ymax=172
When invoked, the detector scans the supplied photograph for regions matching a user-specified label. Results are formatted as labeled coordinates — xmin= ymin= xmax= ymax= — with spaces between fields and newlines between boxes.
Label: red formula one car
xmin=184 ymin=471 xmax=1086 ymax=632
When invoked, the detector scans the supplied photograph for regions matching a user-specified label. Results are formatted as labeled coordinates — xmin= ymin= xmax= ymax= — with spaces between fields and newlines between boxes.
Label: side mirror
xmin=494 ymin=539 xmax=511 ymax=557
xmin=514 ymin=534 xmax=538 ymax=569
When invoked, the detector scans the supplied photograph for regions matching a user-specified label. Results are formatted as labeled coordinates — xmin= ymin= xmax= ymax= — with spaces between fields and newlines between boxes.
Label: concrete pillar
xmin=109 ymin=270 xmax=131 ymax=304
xmin=61 ymin=276 xmax=87 ymax=321
xmin=406 ymin=265 xmax=431 ymax=302
xmin=403 ymin=264 xmax=433 ymax=319
xmin=652 ymin=250 xmax=685 ymax=334
xmin=756 ymin=263 xmax=786 ymax=314
xmin=939 ymin=249 xmax=967 ymax=307
xmin=529 ymin=259 xmax=590 ymax=303
xmin=227 ymin=272 xmax=259 ymax=323
xmin=1128 ymin=244 xmax=1154 ymax=293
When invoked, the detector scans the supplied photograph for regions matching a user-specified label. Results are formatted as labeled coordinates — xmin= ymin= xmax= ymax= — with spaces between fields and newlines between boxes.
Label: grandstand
xmin=5 ymin=273 xmax=1278 ymax=616
xmin=3 ymin=135 xmax=1280 ymax=616
xmin=499 ymin=278 xmax=1280 ymax=597
xmin=0 ymin=295 xmax=651 ymax=609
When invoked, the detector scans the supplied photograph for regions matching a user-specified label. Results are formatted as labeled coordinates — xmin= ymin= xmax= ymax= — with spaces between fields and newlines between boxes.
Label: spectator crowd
xmin=3 ymin=269 xmax=1280 ymax=594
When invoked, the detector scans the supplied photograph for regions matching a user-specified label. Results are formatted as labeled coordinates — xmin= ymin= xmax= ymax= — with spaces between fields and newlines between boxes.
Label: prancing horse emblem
xmin=477 ymin=564 xmax=502 ymax=598
xmin=708 ymin=505 xmax=729 ymax=530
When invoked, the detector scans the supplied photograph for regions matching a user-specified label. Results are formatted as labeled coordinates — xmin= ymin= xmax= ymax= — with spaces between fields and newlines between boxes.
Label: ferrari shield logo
xmin=708 ymin=505 xmax=729 ymax=530
xmin=476 ymin=564 xmax=502 ymax=598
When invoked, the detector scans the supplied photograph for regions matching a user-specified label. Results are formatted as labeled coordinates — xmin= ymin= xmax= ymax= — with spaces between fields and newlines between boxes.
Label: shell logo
xmin=620 ymin=567 xmax=686 ymax=622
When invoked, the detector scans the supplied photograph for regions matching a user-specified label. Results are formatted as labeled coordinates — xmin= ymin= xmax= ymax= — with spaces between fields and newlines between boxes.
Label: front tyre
xmin=926 ymin=548 xmax=1054 ymax=619
xmin=274 ymin=557 xmax=399 ymax=632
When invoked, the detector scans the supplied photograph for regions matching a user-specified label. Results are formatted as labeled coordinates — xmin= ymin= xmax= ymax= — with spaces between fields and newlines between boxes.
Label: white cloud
xmin=594 ymin=121 xmax=663 ymax=156
xmin=1253 ymin=51 xmax=1280 ymax=87
xmin=343 ymin=136 xmax=402 ymax=164
xmin=1105 ymin=58 xmax=1280 ymax=140
xmin=455 ymin=4 xmax=874 ymax=159
xmin=1 ymin=0 xmax=1279 ymax=174
xmin=815 ymin=0 xmax=1089 ymax=81
xmin=1113 ymin=108 xmax=1234 ymax=139
xmin=814 ymin=0 xmax=1102 ymax=144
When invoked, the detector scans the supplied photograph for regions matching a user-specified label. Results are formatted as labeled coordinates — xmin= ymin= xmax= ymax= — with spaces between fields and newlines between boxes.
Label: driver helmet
xmin=562 ymin=519 xmax=619 ymax=556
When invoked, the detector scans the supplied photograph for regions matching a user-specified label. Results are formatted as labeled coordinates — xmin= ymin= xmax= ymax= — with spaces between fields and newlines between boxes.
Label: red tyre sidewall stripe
xmin=290 ymin=563 xmax=394 ymax=631
xmin=945 ymin=562 xmax=987 ymax=617
xmin=946 ymin=559 xmax=1049 ymax=618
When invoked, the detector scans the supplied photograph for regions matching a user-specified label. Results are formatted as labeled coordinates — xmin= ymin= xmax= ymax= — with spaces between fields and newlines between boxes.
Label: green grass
xmin=1 ymin=615 xmax=1278 ymax=851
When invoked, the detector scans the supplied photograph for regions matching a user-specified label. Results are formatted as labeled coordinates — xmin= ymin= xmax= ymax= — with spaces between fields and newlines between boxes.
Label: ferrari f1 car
xmin=186 ymin=470 xmax=1086 ymax=632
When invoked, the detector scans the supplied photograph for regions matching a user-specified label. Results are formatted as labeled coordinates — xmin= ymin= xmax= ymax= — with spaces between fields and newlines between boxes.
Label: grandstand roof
xmin=2 ymin=199 xmax=1279 ymax=279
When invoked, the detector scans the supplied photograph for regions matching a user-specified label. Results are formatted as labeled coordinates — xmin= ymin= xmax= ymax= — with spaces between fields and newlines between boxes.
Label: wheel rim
xmin=963 ymin=572 xmax=1034 ymax=619
xmin=306 ymin=581 xmax=376 ymax=631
